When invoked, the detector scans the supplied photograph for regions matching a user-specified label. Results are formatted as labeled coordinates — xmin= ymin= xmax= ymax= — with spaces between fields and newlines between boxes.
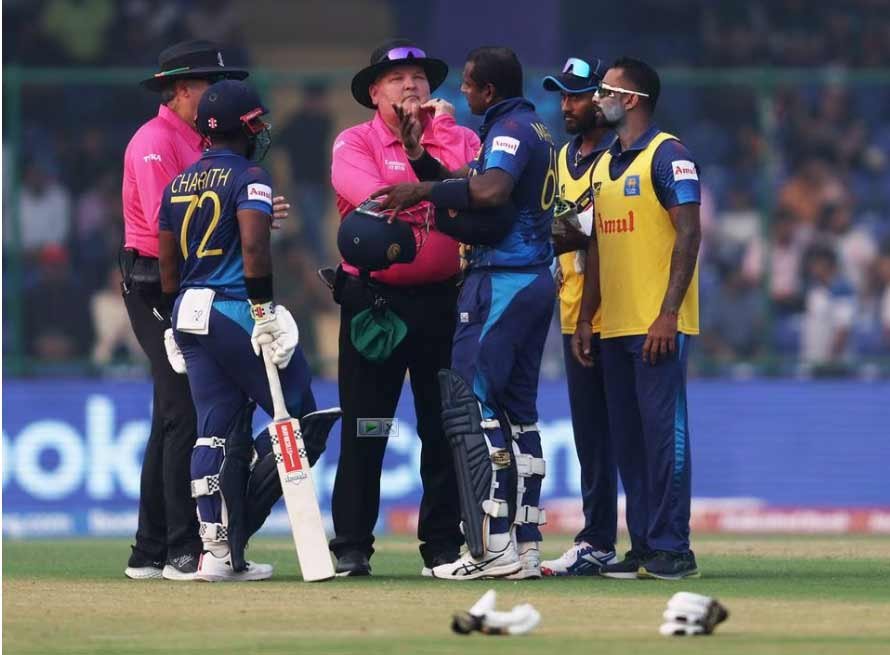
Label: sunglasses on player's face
xmin=594 ymin=81 xmax=650 ymax=99
xmin=383 ymin=46 xmax=426 ymax=62
xmin=562 ymin=57 xmax=594 ymax=79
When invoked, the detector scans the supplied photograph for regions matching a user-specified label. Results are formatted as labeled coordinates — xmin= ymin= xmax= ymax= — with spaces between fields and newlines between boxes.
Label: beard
xmin=564 ymin=111 xmax=600 ymax=135
xmin=600 ymin=101 xmax=626 ymax=127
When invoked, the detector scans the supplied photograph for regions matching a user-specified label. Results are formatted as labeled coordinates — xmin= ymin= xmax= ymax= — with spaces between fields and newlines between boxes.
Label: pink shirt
xmin=122 ymin=105 xmax=204 ymax=257
xmin=331 ymin=112 xmax=480 ymax=286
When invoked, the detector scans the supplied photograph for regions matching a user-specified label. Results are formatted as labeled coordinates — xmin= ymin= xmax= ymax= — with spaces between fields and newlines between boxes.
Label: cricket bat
xmin=261 ymin=345 xmax=335 ymax=582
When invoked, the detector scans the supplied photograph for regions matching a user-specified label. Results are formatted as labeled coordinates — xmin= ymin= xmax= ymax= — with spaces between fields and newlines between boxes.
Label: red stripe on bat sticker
xmin=276 ymin=422 xmax=303 ymax=472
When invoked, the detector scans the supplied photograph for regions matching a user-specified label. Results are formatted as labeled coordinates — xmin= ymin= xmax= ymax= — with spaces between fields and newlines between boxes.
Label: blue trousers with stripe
xmin=173 ymin=299 xmax=317 ymax=438
xmin=599 ymin=334 xmax=692 ymax=554
xmin=451 ymin=265 xmax=555 ymax=541
xmin=562 ymin=334 xmax=617 ymax=550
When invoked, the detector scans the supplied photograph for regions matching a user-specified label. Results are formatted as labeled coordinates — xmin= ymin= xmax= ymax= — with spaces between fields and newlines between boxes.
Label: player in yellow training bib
xmin=539 ymin=56 xmax=619 ymax=577
xmin=573 ymin=58 xmax=702 ymax=580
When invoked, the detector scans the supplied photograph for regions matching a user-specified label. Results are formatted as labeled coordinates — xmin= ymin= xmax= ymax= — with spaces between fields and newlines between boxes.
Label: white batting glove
xmin=163 ymin=328 xmax=187 ymax=374
xmin=250 ymin=302 xmax=299 ymax=369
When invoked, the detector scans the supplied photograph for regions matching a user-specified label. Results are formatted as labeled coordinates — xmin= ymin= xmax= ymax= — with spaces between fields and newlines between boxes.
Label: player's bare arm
xmin=158 ymin=229 xmax=180 ymax=296
xmin=238 ymin=208 xmax=273 ymax=279
xmin=643 ymin=202 xmax=701 ymax=364
xmin=372 ymin=168 xmax=514 ymax=214
xmin=572 ymin=226 xmax=600 ymax=368
xmin=552 ymin=218 xmax=589 ymax=255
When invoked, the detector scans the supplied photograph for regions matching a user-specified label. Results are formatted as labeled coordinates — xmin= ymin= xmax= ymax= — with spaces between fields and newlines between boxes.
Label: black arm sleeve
xmin=409 ymin=149 xmax=448 ymax=181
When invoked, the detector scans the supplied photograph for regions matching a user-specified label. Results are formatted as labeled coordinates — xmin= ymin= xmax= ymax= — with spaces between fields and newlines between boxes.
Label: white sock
xmin=205 ymin=542 xmax=230 ymax=558
xmin=488 ymin=532 xmax=512 ymax=553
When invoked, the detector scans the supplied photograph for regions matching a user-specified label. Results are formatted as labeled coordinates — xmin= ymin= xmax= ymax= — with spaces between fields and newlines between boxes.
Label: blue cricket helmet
xmin=337 ymin=201 xmax=417 ymax=271
xmin=197 ymin=79 xmax=268 ymax=136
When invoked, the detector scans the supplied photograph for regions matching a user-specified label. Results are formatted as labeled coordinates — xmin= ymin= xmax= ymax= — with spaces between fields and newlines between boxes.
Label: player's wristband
xmin=245 ymin=275 xmax=274 ymax=304
xmin=429 ymin=178 xmax=470 ymax=210
xmin=249 ymin=300 xmax=275 ymax=322
xmin=409 ymin=149 xmax=445 ymax=181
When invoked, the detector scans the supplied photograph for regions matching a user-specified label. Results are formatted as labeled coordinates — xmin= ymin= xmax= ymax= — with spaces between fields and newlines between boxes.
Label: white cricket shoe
xmin=541 ymin=542 xmax=616 ymax=577
xmin=196 ymin=551 xmax=273 ymax=582
xmin=431 ymin=534 xmax=520 ymax=581
xmin=124 ymin=564 xmax=163 ymax=580
xmin=505 ymin=541 xmax=541 ymax=580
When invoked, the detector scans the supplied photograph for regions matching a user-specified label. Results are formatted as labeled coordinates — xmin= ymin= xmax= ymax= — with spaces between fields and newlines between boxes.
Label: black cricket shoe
xmin=162 ymin=553 xmax=201 ymax=581
xmin=335 ymin=551 xmax=371 ymax=577
xmin=600 ymin=549 xmax=651 ymax=579
xmin=125 ymin=548 xmax=164 ymax=579
xmin=638 ymin=550 xmax=700 ymax=580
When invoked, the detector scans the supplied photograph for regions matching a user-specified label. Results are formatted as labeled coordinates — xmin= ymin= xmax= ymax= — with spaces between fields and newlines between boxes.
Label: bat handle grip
xmin=262 ymin=345 xmax=290 ymax=421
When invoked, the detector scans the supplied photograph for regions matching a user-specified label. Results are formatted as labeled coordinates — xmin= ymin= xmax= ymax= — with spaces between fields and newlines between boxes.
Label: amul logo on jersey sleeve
xmin=492 ymin=136 xmax=520 ymax=156
xmin=247 ymin=183 xmax=273 ymax=205
xmin=672 ymin=160 xmax=698 ymax=181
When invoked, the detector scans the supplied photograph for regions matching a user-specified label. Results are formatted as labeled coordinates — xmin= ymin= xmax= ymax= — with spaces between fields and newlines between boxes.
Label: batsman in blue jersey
xmin=375 ymin=47 xmax=556 ymax=580
xmin=158 ymin=80 xmax=340 ymax=582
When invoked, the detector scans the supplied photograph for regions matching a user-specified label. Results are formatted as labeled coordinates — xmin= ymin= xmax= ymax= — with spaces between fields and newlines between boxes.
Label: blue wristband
xmin=429 ymin=178 xmax=471 ymax=210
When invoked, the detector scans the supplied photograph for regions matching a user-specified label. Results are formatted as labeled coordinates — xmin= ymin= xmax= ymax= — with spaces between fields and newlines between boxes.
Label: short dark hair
xmin=160 ymin=82 xmax=177 ymax=105
xmin=466 ymin=46 xmax=523 ymax=100
xmin=610 ymin=57 xmax=660 ymax=111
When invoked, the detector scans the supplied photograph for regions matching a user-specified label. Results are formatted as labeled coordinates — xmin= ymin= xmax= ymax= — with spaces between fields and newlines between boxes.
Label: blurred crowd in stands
xmin=3 ymin=0 xmax=890 ymax=377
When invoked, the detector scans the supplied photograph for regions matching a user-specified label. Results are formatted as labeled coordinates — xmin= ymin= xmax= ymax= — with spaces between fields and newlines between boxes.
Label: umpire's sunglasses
xmin=594 ymin=81 xmax=650 ymax=99
xmin=383 ymin=46 xmax=427 ymax=62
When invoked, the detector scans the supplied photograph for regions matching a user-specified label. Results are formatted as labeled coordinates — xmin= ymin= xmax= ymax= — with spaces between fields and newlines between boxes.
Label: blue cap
xmin=197 ymin=79 xmax=268 ymax=136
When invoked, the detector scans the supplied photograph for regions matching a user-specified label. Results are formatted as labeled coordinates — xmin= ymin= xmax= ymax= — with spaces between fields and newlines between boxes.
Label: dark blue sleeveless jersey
xmin=159 ymin=148 xmax=273 ymax=300
xmin=467 ymin=98 xmax=556 ymax=269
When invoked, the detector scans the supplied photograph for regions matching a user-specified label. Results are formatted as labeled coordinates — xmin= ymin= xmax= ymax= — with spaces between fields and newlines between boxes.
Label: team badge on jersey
xmin=624 ymin=175 xmax=640 ymax=196
xmin=593 ymin=181 xmax=602 ymax=197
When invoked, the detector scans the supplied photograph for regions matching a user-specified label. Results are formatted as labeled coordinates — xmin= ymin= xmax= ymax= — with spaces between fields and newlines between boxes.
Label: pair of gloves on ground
xmin=163 ymin=302 xmax=299 ymax=374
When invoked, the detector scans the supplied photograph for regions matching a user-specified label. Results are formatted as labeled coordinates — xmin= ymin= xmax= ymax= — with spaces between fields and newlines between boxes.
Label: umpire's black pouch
xmin=119 ymin=247 xmax=161 ymax=296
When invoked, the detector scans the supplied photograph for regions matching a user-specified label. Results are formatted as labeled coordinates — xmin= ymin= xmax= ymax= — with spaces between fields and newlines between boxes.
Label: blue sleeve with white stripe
xmin=235 ymin=166 xmax=274 ymax=215
xmin=652 ymin=139 xmax=701 ymax=209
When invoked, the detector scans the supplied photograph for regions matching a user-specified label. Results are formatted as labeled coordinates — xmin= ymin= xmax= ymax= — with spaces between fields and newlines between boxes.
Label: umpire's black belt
xmin=337 ymin=268 xmax=458 ymax=302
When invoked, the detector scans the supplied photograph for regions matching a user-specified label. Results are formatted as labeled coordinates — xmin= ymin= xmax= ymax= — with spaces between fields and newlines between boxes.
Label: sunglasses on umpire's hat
xmin=351 ymin=40 xmax=449 ymax=108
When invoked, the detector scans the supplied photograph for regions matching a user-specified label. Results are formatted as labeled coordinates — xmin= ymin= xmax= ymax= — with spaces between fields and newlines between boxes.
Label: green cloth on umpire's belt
xmin=350 ymin=306 xmax=407 ymax=362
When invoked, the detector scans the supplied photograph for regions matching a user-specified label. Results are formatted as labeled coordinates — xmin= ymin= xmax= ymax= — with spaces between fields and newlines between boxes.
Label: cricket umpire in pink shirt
xmin=329 ymin=39 xmax=480 ymax=576
xmin=121 ymin=40 xmax=288 ymax=581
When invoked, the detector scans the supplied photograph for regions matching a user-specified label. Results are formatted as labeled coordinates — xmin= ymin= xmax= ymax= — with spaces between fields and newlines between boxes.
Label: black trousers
xmin=330 ymin=275 xmax=463 ymax=565
xmin=123 ymin=280 xmax=201 ymax=560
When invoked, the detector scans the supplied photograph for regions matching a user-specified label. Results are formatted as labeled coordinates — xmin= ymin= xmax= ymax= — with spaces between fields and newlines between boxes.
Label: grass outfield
xmin=4 ymin=535 xmax=890 ymax=654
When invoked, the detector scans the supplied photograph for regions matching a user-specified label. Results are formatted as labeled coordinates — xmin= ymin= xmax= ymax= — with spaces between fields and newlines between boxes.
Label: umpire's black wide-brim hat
xmin=141 ymin=39 xmax=248 ymax=92
xmin=351 ymin=38 xmax=448 ymax=109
